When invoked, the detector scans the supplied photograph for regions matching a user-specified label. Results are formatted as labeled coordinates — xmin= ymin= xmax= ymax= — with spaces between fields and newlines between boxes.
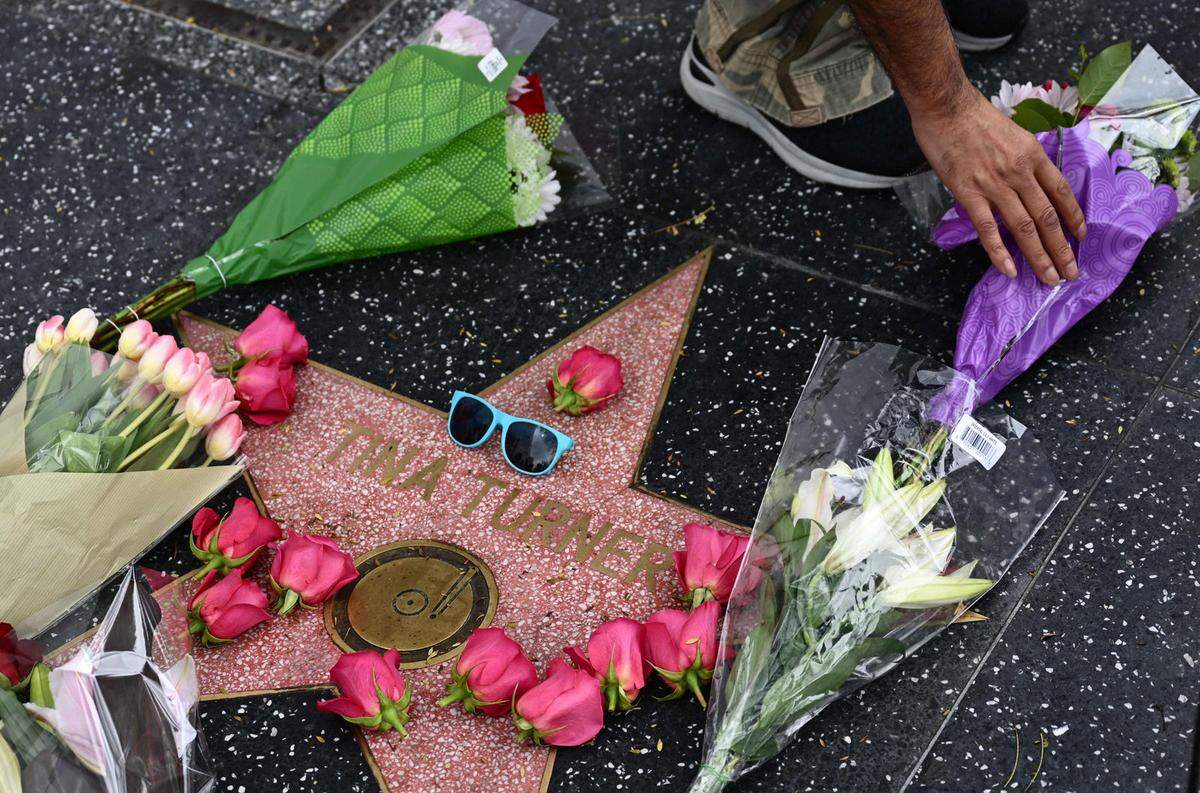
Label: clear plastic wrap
xmin=689 ymin=339 xmax=1064 ymax=792
xmin=1 ymin=568 xmax=211 ymax=792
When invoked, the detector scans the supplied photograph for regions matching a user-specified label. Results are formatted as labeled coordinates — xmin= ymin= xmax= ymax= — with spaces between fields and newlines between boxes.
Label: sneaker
xmin=680 ymin=37 xmax=926 ymax=190
xmin=946 ymin=0 xmax=1029 ymax=52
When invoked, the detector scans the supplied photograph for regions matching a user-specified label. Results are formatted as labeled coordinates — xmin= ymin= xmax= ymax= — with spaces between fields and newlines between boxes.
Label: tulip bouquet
xmin=87 ymin=0 xmax=607 ymax=352
xmin=689 ymin=340 xmax=1064 ymax=793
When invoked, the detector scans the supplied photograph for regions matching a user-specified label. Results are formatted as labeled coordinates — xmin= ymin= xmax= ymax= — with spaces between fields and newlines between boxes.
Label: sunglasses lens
xmin=449 ymin=396 xmax=494 ymax=445
xmin=504 ymin=421 xmax=560 ymax=474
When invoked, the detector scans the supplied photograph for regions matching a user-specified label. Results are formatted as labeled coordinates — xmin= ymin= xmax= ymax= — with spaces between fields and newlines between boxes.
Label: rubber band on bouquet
xmin=105 ymin=305 xmax=141 ymax=335
xmin=203 ymin=254 xmax=228 ymax=288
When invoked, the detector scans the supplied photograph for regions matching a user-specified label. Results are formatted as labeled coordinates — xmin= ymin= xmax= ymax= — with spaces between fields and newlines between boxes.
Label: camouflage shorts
xmin=695 ymin=0 xmax=893 ymax=127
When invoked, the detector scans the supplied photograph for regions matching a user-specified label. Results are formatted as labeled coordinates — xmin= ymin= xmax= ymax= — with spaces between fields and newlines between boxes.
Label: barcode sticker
xmin=950 ymin=414 xmax=1006 ymax=470
xmin=477 ymin=49 xmax=508 ymax=82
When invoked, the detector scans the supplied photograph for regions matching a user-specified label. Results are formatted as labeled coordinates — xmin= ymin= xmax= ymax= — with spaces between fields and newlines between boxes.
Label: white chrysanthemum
xmin=1043 ymin=81 xmax=1080 ymax=115
xmin=505 ymin=114 xmax=561 ymax=227
xmin=990 ymin=80 xmax=1046 ymax=117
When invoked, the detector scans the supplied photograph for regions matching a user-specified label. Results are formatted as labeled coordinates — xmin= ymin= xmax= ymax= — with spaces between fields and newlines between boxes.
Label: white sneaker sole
xmin=952 ymin=29 xmax=1014 ymax=52
xmin=679 ymin=44 xmax=907 ymax=190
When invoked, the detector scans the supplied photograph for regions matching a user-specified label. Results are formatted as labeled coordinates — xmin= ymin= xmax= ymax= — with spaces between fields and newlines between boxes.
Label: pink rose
xmin=427 ymin=10 xmax=493 ymax=57
xmin=643 ymin=601 xmax=722 ymax=706
xmin=235 ymin=358 xmax=297 ymax=426
xmin=438 ymin=627 xmax=539 ymax=717
xmin=317 ymin=649 xmax=411 ymax=734
xmin=187 ymin=570 xmax=272 ymax=647
xmin=674 ymin=523 xmax=752 ymax=606
xmin=547 ymin=345 xmax=624 ymax=415
xmin=234 ymin=305 xmax=308 ymax=367
xmin=564 ymin=618 xmax=648 ymax=712
xmin=512 ymin=658 xmax=604 ymax=746
xmin=190 ymin=497 xmax=282 ymax=574
xmin=269 ymin=533 xmax=359 ymax=615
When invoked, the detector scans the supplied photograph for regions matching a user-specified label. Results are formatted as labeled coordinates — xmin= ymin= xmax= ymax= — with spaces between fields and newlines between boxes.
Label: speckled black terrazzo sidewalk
xmin=3 ymin=0 xmax=1200 ymax=790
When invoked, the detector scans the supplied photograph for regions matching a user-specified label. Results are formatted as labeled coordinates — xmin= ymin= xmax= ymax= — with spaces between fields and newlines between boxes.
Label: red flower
xmin=187 ymin=570 xmax=272 ymax=647
xmin=546 ymin=345 xmax=623 ymax=415
xmin=513 ymin=658 xmax=604 ymax=746
xmin=235 ymin=358 xmax=297 ymax=426
xmin=564 ymin=618 xmax=648 ymax=712
xmin=317 ymin=649 xmax=411 ymax=734
xmin=438 ymin=627 xmax=539 ymax=717
xmin=269 ymin=533 xmax=359 ymax=616
xmin=0 ymin=623 xmax=42 ymax=689
xmin=674 ymin=523 xmax=752 ymax=606
xmin=643 ymin=601 xmax=721 ymax=706
xmin=235 ymin=305 xmax=308 ymax=367
xmin=190 ymin=497 xmax=282 ymax=575
xmin=514 ymin=72 xmax=546 ymax=116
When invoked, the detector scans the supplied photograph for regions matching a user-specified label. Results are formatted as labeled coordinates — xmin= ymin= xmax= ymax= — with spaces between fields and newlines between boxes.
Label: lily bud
xmin=205 ymin=414 xmax=246 ymax=462
xmin=65 ymin=308 xmax=99 ymax=344
xmin=117 ymin=320 xmax=157 ymax=361
xmin=317 ymin=649 xmax=411 ymax=734
xmin=35 ymin=316 xmax=65 ymax=353
xmin=862 ymin=447 xmax=895 ymax=509
xmin=564 ymin=618 xmax=648 ymax=712
xmin=439 ymin=627 xmax=539 ymax=717
xmin=22 ymin=342 xmax=44 ymax=376
xmin=878 ymin=572 xmax=994 ymax=610
xmin=822 ymin=479 xmax=947 ymax=576
xmin=138 ymin=334 xmax=179 ymax=384
xmin=512 ymin=658 xmax=604 ymax=746
xmin=790 ymin=468 xmax=835 ymax=528
xmin=163 ymin=348 xmax=203 ymax=396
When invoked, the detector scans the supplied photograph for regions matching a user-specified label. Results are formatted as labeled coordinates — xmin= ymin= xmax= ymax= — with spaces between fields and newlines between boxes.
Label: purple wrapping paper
xmin=931 ymin=120 xmax=1178 ymax=421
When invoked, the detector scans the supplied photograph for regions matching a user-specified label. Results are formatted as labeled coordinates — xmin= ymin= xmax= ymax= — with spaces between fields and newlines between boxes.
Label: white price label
xmin=950 ymin=414 xmax=1006 ymax=470
xmin=477 ymin=49 xmax=509 ymax=82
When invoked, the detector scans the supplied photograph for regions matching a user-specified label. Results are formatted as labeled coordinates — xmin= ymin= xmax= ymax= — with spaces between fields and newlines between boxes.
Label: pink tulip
xmin=234 ymin=305 xmax=308 ymax=367
xmin=130 ymin=383 xmax=162 ymax=410
xmin=22 ymin=343 xmax=43 ymax=376
xmin=194 ymin=350 xmax=214 ymax=379
xmin=235 ymin=358 xmax=297 ymax=426
xmin=88 ymin=351 xmax=110 ymax=377
xmin=162 ymin=348 xmax=203 ymax=396
xmin=564 ymin=618 xmax=648 ymax=712
xmin=35 ymin=315 xmax=65 ymax=353
xmin=184 ymin=374 xmax=238 ymax=428
xmin=438 ymin=627 xmax=539 ymax=717
xmin=65 ymin=309 xmax=98 ymax=344
xmin=117 ymin=320 xmax=157 ymax=361
xmin=513 ymin=658 xmax=604 ymax=746
xmin=643 ymin=601 xmax=722 ymax=706
xmin=138 ymin=334 xmax=179 ymax=384
xmin=205 ymin=413 xmax=246 ymax=462
xmin=187 ymin=570 xmax=272 ymax=647
xmin=674 ymin=523 xmax=752 ymax=606
xmin=269 ymin=533 xmax=359 ymax=615
xmin=317 ymin=649 xmax=411 ymax=734
xmin=190 ymin=497 xmax=282 ymax=575
xmin=547 ymin=345 xmax=623 ymax=415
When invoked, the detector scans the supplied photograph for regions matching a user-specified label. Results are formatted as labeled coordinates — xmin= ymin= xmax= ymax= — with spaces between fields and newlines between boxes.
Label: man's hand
xmin=912 ymin=89 xmax=1086 ymax=284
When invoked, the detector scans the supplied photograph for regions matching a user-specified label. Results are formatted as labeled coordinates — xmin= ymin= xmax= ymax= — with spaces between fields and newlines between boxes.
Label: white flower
xmin=878 ymin=571 xmax=993 ymax=610
xmin=822 ymin=479 xmax=946 ymax=575
xmin=25 ymin=662 xmax=108 ymax=775
xmin=990 ymin=80 xmax=1046 ymax=117
xmin=1177 ymin=174 xmax=1195 ymax=213
xmin=508 ymin=73 xmax=531 ymax=105
xmin=505 ymin=114 xmax=561 ymax=226
xmin=22 ymin=341 xmax=43 ymax=376
xmin=1042 ymin=81 xmax=1080 ymax=115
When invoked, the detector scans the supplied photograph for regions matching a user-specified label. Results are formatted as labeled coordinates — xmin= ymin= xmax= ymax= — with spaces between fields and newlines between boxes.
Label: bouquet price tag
xmin=477 ymin=49 xmax=509 ymax=82
xmin=950 ymin=414 xmax=1006 ymax=470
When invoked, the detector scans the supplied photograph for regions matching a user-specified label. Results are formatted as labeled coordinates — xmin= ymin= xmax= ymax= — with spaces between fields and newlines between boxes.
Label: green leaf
xmin=1077 ymin=40 xmax=1131 ymax=106
xmin=57 ymin=430 xmax=132 ymax=473
xmin=794 ymin=637 xmax=906 ymax=703
xmin=1011 ymin=98 xmax=1073 ymax=134
xmin=798 ymin=528 xmax=836 ymax=582
xmin=0 ymin=689 xmax=57 ymax=764
xmin=25 ymin=412 xmax=82 ymax=467
xmin=27 ymin=664 xmax=53 ymax=709
xmin=1188 ymin=151 xmax=1200 ymax=187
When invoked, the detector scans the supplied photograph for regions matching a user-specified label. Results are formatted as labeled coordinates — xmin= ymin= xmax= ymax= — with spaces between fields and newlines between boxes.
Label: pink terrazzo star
xmin=178 ymin=248 xmax=736 ymax=792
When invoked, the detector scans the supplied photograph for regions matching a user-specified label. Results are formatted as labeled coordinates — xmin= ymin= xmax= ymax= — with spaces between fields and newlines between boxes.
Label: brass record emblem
xmin=325 ymin=540 xmax=497 ymax=668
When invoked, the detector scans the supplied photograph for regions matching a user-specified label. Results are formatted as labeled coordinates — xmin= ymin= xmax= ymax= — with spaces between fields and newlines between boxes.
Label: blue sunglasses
xmin=446 ymin=391 xmax=574 ymax=476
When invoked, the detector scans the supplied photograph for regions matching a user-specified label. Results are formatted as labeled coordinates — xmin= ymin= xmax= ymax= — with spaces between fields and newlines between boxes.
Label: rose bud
xmin=0 ymin=622 xmax=43 ymax=690
xmin=138 ymin=334 xmax=179 ymax=384
xmin=547 ymin=345 xmax=623 ymax=415
xmin=317 ymin=649 xmax=411 ymax=734
xmin=185 ymin=374 xmax=239 ymax=428
xmin=674 ymin=523 xmax=751 ymax=607
xmin=438 ymin=627 xmax=539 ymax=717
xmin=643 ymin=601 xmax=721 ymax=706
xmin=235 ymin=358 xmax=297 ymax=426
xmin=512 ymin=658 xmax=604 ymax=746
xmin=234 ymin=305 xmax=309 ymax=367
xmin=35 ymin=315 xmax=66 ymax=353
xmin=190 ymin=497 xmax=282 ymax=575
xmin=117 ymin=320 xmax=157 ymax=362
xmin=22 ymin=342 xmax=43 ymax=376
xmin=205 ymin=413 xmax=247 ymax=462
xmin=564 ymin=618 xmax=648 ymax=712
xmin=186 ymin=570 xmax=272 ymax=647
xmin=65 ymin=308 xmax=99 ymax=344
xmin=162 ymin=347 xmax=204 ymax=396
xmin=269 ymin=532 xmax=359 ymax=616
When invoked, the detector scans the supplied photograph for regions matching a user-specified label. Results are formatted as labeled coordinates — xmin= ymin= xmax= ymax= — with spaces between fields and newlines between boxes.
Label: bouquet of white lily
xmin=689 ymin=340 xmax=1064 ymax=793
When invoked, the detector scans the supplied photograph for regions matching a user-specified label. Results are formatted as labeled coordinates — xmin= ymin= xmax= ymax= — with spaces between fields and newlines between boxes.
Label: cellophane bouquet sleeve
xmin=689 ymin=340 xmax=1064 ymax=793
xmin=0 ymin=568 xmax=212 ymax=792
xmin=0 ymin=343 xmax=240 ymax=636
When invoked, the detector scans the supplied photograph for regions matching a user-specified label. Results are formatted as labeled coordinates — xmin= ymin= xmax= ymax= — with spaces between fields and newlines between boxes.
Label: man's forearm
xmin=847 ymin=0 xmax=973 ymax=116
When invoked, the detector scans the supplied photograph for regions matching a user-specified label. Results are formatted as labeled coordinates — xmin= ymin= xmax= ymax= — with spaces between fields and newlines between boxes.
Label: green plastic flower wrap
xmin=91 ymin=0 xmax=610 ymax=350
xmin=688 ymin=340 xmax=1065 ymax=793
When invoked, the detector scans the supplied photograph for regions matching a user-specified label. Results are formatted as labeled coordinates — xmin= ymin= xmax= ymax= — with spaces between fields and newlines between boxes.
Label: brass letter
xmin=462 ymin=473 xmax=510 ymax=518
xmin=624 ymin=540 xmax=674 ymax=591
xmin=492 ymin=491 xmax=542 ymax=533
xmin=554 ymin=514 xmax=612 ymax=562
xmin=522 ymin=500 xmax=571 ymax=548
xmin=589 ymin=529 xmax=646 ymax=579
xmin=397 ymin=457 xmax=446 ymax=501
xmin=324 ymin=421 xmax=373 ymax=464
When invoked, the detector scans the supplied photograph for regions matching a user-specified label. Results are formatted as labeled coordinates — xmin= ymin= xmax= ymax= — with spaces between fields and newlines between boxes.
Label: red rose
xmin=438 ymin=627 xmax=539 ymax=717
xmin=269 ymin=533 xmax=359 ymax=615
xmin=235 ymin=358 xmax=297 ymax=426
xmin=546 ymin=345 xmax=624 ymax=416
xmin=187 ymin=570 xmax=272 ymax=647
xmin=0 ymin=623 xmax=42 ymax=689
xmin=190 ymin=497 xmax=283 ymax=574
xmin=234 ymin=305 xmax=308 ymax=367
